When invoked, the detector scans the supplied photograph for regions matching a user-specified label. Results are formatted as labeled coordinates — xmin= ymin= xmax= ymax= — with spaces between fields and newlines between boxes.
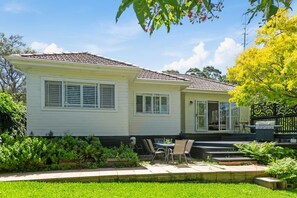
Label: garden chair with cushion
xmin=146 ymin=139 xmax=165 ymax=162
xmin=169 ymin=140 xmax=188 ymax=163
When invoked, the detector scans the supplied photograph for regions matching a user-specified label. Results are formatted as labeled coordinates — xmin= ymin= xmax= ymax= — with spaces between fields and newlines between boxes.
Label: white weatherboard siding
xmin=26 ymin=68 xmax=129 ymax=136
xmin=129 ymin=83 xmax=181 ymax=136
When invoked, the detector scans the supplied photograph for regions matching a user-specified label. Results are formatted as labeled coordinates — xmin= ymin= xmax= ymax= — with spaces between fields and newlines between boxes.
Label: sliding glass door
xmin=220 ymin=102 xmax=230 ymax=130
xmin=195 ymin=100 xmax=239 ymax=132
xmin=195 ymin=101 xmax=208 ymax=131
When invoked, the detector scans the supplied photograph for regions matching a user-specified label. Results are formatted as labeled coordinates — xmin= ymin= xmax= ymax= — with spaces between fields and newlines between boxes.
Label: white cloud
xmin=208 ymin=38 xmax=243 ymax=72
xmin=4 ymin=2 xmax=26 ymax=13
xmin=30 ymin=42 xmax=63 ymax=53
xmin=163 ymin=38 xmax=243 ymax=74
xmin=163 ymin=43 xmax=209 ymax=73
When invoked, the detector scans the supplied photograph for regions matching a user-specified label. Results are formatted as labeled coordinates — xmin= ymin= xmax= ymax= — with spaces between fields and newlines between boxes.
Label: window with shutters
xmin=100 ymin=84 xmax=115 ymax=108
xmin=44 ymin=80 xmax=114 ymax=109
xmin=136 ymin=93 xmax=169 ymax=114
xmin=45 ymin=81 xmax=62 ymax=107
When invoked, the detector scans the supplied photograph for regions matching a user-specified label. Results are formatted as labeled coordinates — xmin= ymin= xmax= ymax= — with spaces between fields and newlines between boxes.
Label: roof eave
xmin=134 ymin=78 xmax=191 ymax=86
xmin=182 ymin=88 xmax=232 ymax=94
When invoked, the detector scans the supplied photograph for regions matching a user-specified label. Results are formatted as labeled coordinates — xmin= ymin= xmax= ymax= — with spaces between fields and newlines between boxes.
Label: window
xmin=100 ymin=84 xmax=115 ymax=108
xmin=44 ymin=80 xmax=114 ymax=109
xmin=45 ymin=81 xmax=62 ymax=107
xmin=136 ymin=94 xmax=169 ymax=114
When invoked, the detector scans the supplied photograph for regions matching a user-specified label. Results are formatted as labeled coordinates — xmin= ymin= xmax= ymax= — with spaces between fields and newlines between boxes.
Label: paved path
xmin=0 ymin=162 xmax=268 ymax=183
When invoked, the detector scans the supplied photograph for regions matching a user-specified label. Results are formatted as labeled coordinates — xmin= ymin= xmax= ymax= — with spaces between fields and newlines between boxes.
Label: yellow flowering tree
xmin=228 ymin=10 xmax=297 ymax=106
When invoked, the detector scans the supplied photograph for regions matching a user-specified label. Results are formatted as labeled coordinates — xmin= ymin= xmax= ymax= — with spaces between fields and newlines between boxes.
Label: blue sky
xmin=1 ymin=1 xmax=296 ymax=74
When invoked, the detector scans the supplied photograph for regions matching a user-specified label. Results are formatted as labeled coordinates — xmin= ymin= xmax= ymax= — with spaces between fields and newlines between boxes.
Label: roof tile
xmin=20 ymin=52 xmax=137 ymax=68
xmin=176 ymin=74 xmax=234 ymax=91
xmin=137 ymin=69 xmax=188 ymax=82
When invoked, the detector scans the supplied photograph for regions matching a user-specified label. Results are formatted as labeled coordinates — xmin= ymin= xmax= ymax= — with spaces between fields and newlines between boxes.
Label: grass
xmin=0 ymin=182 xmax=296 ymax=198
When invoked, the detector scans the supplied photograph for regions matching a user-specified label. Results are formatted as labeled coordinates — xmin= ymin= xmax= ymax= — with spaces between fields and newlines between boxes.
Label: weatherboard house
xmin=7 ymin=53 xmax=249 ymax=145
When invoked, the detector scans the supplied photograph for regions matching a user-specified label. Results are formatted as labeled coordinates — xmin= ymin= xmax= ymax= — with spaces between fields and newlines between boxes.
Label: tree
xmin=116 ymin=0 xmax=292 ymax=34
xmin=185 ymin=66 xmax=227 ymax=82
xmin=162 ymin=69 xmax=180 ymax=74
xmin=0 ymin=33 xmax=35 ymax=101
xmin=0 ymin=92 xmax=26 ymax=136
xmin=186 ymin=67 xmax=206 ymax=78
xmin=227 ymin=10 xmax=297 ymax=106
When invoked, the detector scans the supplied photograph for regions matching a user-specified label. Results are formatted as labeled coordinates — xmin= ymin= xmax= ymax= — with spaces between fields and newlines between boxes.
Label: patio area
xmin=0 ymin=161 xmax=267 ymax=183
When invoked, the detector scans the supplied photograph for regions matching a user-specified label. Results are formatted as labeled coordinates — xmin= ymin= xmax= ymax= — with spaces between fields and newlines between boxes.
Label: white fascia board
xmin=134 ymin=78 xmax=191 ymax=87
xmin=6 ymin=56 xmax=141 ymax=74
xmin=182 ymin=88 xmax=231 ymax=95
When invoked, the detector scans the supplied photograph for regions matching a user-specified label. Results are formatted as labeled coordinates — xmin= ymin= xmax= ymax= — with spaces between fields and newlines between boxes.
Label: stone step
xmin=212 ymin=157 xmax=257 ymax=165
xmin=254 ymin=177 xmax=286 ymax=190
xmin=212 ymin=157 xmax=253 ymax=162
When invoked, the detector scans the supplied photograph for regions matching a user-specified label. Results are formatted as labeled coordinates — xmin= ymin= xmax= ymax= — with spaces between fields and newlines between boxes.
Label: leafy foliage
xmin=228 ymin=10 xmax=297 ymax=106
xmin=186 ymin=66 xmax=227 ymax=82
xmin=0 ymin=133 xmax=139 ymax=172
xmin=266 ymin=157 xmax=297 ymax=184
xmin=235 ymin=141 xmax=297 ymax=165
xmin=0 ymin=33 xmax=36 ymax=101
xmin=116 ymin=0 xmax=292 ymax=35
xmin=0 ymin=92 xmax=26 ymax=136
xmin=0 ymin=135 xmax=48 ymax=171
xmin=102 ymin=143 xmax=139 ymax=167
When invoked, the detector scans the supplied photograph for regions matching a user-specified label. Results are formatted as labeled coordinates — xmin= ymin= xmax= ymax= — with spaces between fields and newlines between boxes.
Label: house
xmin=7 ymin=52 xmax=249 ymax=145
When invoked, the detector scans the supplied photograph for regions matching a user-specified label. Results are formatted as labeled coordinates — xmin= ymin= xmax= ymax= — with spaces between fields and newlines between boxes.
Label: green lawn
xmin=0 ymin=182 xmax=296 ymax=198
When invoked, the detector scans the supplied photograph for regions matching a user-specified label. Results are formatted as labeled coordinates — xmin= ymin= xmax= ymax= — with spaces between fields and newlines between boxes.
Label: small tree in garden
xmin=0 ymin=92 xmax=26 ymax=136
xmin=227 ymin=10 xmax=297 ymax=106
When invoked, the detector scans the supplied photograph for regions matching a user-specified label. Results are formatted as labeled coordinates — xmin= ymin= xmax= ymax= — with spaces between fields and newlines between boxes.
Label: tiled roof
xmin=176 ymin=74 xmax=234 ymax=91
xmin=19 ymin=52 xmax=137 ymax=68
xmin=137 ymin=69 xmax=188 ymax=82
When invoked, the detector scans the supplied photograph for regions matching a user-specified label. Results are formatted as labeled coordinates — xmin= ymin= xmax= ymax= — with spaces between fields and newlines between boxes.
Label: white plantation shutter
xmin=65 ymin=83 xmax=81 ymax=107
xmin=100 ymin=84 xmax=115 ymax=108
xmin=83 ymin=84 xmax=98 ymax=108
xmin=45 ymin=81 xmax=62 ymax=107
xmin=44 ymin=80 xmax=115 ymax=109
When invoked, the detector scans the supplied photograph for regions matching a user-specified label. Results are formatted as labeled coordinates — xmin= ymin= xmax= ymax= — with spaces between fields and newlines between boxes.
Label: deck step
xmin=254 ymin=177 xmax=286 ymax=190
xmin=192 ymin=146 xmax=235 ymax=151
xmin=206 ymin=151 xmax=241 ymax=155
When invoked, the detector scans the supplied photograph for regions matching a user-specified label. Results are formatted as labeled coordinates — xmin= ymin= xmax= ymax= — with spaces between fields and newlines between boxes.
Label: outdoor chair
xmin=142 ymin=139 xmax=151 ymax=155
xmin=185 ymin=139 xmax=194 ymax=160
xmin=146 ymin=139 xmax=166 ymax=162
xmin=234 ymin=121 xmax=241 ymax=133
xmin=169 ymin=140 xmax=188 ymax=163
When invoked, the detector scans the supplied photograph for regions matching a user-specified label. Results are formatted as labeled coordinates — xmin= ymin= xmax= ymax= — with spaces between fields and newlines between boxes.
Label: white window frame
xmin=195 ymin=100 xmax=240 ymax=132
xmin=135 ymin=92 xmax=170 ymax=115
xmin=41 ymin=77 xmax=117 ymax=111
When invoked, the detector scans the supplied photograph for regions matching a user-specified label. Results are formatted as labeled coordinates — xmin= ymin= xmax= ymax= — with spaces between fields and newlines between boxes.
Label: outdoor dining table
xmin=155 ymin=143 xmax=175 ymax=162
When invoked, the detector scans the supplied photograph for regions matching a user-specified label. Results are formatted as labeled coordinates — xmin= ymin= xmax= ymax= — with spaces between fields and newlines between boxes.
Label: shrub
xmin=103 ymin=143 xmax=139 ymax=167
xmin=0 ymin=136 xmax=48 ymax=172
xmin=0 ymin=93 xmax=26 ymax=136
xmin=235 ymin=141 xmax=296 ymax=164
xmin=0 ymin=133 xmax=138 ymax=172
xmin=266 ymin=157 xmax=297 ymax=184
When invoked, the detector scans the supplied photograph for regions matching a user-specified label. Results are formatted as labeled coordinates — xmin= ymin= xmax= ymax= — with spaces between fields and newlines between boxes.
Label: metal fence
xmin=250 ymin=103 xmax=297 ymax=133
